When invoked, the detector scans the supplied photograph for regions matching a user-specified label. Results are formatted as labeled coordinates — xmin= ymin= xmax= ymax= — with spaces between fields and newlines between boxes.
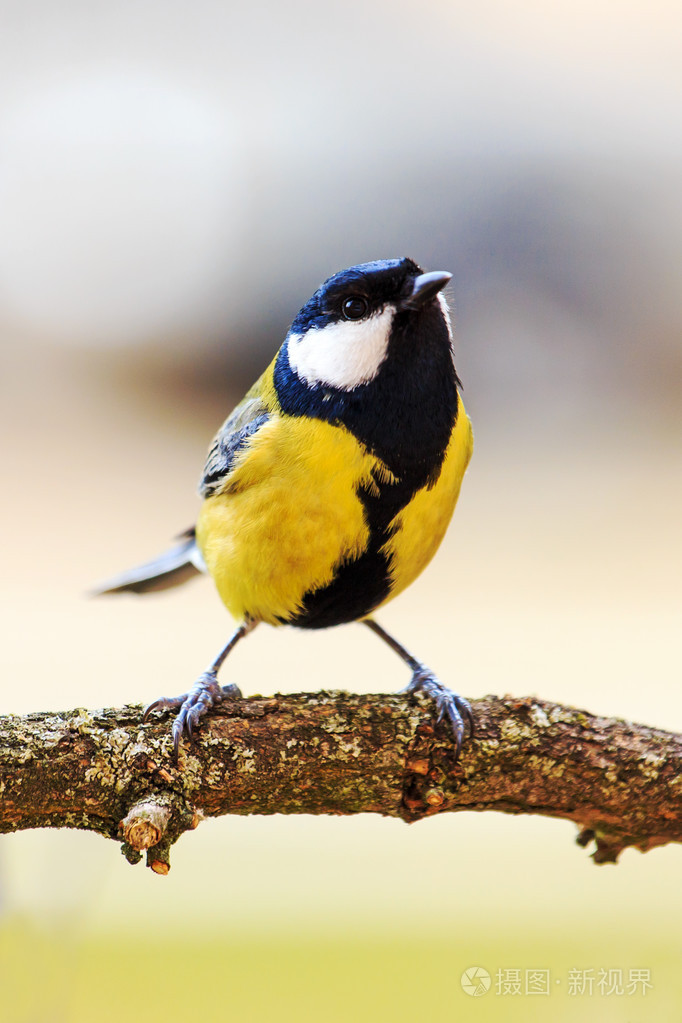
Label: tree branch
xmin=1 ymin=691 xmax=680 ymax=870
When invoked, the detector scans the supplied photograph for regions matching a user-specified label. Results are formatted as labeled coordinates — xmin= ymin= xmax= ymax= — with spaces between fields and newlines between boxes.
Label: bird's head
xmin=284 ymin=257 xmax=453 ymax=392
xmin=274 ymin=258 xmax=459 ymax=474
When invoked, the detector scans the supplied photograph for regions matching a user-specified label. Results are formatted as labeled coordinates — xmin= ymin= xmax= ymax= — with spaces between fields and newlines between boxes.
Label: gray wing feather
xmin=92 ymin=529 xmax=205 ymax=596
xmin=95 ymin=386 xmax=272 ymax=596
xmin=199 ymin=395 xmax=270 ymax=497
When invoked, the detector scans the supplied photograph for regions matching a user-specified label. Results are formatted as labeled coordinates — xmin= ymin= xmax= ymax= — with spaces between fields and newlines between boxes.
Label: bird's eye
xmin=341 ymin=296 xmax=368 ymax=320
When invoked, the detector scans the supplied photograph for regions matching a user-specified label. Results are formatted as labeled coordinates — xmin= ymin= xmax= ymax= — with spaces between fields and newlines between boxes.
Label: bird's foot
xmin=143 ymin=672 xmax=243 ymax=758
xmin=404 ymin=666 xmax=474 ymax=760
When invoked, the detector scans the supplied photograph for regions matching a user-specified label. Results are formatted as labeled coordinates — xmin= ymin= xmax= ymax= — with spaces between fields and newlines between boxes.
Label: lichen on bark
xmin=0 ymin=692 xmax=680 ymax=872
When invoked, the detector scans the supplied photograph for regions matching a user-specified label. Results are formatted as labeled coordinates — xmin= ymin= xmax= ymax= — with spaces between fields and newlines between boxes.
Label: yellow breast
xmin=197 ymin=416 xmax=378 ymax=624
xmin=196 ymin=402 xmax=473 ymax=626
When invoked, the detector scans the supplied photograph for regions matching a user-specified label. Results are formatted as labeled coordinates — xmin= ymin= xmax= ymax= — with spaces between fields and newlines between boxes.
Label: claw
xmin=172 ymin=716 xmax=184 ymax=760
xmin=405 ymin=667 xmax=474 ymax=761
xmin=143 ymin=694 xmax=186 ymax=723
xmin=144 ymin=669 xmax=242 ymax=757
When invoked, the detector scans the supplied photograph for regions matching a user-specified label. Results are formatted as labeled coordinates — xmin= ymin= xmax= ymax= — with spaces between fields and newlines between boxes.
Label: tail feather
xmin=92 ymin=528 xmax=205 ymax=596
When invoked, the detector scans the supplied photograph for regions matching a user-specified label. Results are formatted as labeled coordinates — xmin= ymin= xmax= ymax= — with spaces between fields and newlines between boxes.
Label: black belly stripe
xmin=284 ymin=470 xmax=427 ymax=630
xmin=285 ymin=546 xmax=392 ymax=629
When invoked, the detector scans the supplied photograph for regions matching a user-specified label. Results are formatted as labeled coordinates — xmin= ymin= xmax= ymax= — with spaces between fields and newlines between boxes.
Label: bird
xmin=95 ymin=257 xmax=474 ymax=759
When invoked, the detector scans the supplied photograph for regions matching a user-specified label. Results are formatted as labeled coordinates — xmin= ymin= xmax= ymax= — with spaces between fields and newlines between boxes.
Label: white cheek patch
xmin=437 ymin=293 xmax=453 ymax=342
xmin=287 ymin=307 xmax=394 ymax=391
xmin=437 ymin=292 xmax=456 ymax=360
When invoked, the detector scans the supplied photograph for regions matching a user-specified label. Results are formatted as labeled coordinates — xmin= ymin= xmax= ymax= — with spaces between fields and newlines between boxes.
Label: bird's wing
xmin=92 ymin=528 xmax=205 ymax=595
xmin=199 ymin=390 xmax=272 ymax=498
xmin=94 ymin=378 xmax=275 ymax=597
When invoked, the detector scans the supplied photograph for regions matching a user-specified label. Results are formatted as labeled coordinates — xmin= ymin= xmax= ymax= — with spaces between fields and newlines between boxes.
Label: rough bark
xmin=1 ymin=691 xmax=680 ymax=871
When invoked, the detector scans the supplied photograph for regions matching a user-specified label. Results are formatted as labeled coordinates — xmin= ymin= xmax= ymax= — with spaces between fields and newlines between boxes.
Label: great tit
xmin=96 ymin=258 xmax=474 ymax=757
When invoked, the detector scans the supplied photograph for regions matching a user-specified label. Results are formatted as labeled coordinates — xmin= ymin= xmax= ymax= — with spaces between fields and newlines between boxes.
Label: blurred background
xmin=0 ymin=0 xmax=681 ymax=1019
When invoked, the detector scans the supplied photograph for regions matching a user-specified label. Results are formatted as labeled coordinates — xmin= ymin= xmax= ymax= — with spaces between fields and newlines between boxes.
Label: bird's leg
xmin=363 ymin=618 xmax=473 ymax=759
xmin=143 ymin=618 xmax=258 ymax=757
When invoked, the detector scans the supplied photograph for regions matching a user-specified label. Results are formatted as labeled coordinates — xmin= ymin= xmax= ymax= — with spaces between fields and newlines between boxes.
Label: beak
xmin=401 ymin=270 xmax=452 ymax=310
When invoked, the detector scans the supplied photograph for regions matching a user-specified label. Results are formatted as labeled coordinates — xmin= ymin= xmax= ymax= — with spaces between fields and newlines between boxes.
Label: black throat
xmin=274 ymin=304 xmax=459 ymax=489
xmin=272 ymin=303 xmax=460 ymax=630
